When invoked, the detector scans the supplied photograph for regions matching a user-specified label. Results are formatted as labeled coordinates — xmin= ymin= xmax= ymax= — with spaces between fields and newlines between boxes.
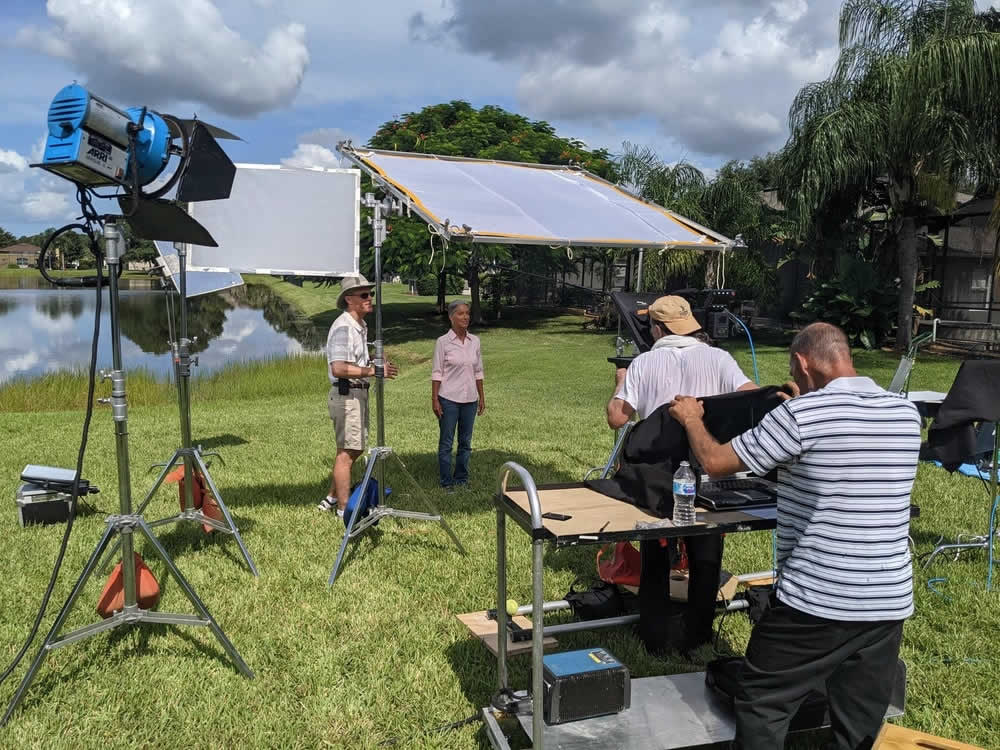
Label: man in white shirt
xmin=607 ymin=295 xmax=756 ymax=428
xmin=318 ymin=275 xmax=397 ymax=516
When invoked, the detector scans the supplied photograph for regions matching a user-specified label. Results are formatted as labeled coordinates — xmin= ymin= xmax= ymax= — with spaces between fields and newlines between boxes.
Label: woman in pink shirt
xmin=431 ymin=301 xmax=485 ymax=488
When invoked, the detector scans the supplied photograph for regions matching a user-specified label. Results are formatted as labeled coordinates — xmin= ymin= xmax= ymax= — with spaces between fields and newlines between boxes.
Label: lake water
xmin=0 ymin=278 xmax=326 ymax=384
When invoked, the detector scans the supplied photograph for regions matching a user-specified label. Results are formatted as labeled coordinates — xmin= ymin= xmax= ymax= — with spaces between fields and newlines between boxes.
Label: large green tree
xmin=365 ymin=101 xmax=618 ymax=319
xmin=779 ymin=0 xmax=1000 ymax=350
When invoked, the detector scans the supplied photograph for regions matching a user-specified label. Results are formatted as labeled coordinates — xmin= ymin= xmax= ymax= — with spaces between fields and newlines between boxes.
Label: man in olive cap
xmin=318 ymin=275 xmax=398 ymax=515
xmin=606 ymin=295 xmax=756 ymax=429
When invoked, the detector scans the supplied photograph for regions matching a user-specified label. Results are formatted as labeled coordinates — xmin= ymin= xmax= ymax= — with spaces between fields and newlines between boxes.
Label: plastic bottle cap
xmin=680 ymin=461 xmax=689 ymax=466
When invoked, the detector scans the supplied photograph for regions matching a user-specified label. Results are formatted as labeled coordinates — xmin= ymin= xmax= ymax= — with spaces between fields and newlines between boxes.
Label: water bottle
xmin=672 ymin=461 xmax=697 ymax=526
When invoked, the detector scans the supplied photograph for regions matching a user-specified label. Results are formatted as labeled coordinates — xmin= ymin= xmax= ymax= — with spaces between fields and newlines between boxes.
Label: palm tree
xmin=779 ymin=0 xmax=1000 ymax=350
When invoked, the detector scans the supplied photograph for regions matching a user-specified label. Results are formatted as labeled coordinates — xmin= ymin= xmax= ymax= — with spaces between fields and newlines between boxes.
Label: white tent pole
xmin=636 ymin=248 xmax=644 ymax=292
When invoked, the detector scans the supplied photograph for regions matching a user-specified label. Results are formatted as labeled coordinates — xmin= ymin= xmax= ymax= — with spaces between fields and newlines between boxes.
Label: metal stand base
xmin=101 ymin=446 xmax=258 ymax=577
xmin=922 ymin=424 xmax=999 ymax=589
xmin=328 ymin=446 xmax=466 ymax=586
xmin=2 ymin=513 xmax=253 ymax=725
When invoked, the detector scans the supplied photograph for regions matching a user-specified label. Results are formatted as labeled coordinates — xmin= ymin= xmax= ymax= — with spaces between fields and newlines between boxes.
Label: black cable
xmin=378 ymin=713 xmax=482 ymax=746
xmin=37 ymin=188 xmax=121 ymax=288
xmin=0 ymin=239 xmax=104 ymax=725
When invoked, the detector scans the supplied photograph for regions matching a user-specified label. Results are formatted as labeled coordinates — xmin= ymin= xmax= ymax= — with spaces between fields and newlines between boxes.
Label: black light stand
xmin=121 ymin=242 xmax=258 ymax=576
xmin=2 ymin=222 xmax=252 ymax=725
xmin=328 ymin=193 xmax=466 ymax=586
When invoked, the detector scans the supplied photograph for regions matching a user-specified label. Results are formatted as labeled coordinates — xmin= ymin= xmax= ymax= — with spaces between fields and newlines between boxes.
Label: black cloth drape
xmin=922 ymin=361 xmax=1000 ymax=471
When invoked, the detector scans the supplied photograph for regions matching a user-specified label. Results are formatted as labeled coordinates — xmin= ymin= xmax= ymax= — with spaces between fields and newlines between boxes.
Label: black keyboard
xmin=697 ymin=477 xmax=776 ymax=510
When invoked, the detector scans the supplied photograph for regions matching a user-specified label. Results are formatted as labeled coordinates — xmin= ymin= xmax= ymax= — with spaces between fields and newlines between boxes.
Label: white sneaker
xmin=318 ymin=498 xmax=343 ymax=516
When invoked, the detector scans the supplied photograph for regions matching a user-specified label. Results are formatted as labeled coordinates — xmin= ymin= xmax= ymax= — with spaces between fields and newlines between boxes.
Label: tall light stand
xmin=328 ymin=193 xmax=466 ymax=586
xmin=118 ymin=242 xmax=258 ymax=576
xmin=2 ymin=222 xmax=252 ymax=726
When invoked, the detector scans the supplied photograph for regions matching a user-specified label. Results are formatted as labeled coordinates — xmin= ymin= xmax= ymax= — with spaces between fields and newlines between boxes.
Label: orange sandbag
xmin=200 ymin=490 xmax=222 ymax=534
xmin=96 ymin=552 xmax=161 ymax=618
xmin=166 ymin=465 xmax=219 ymax=533
xmin=166 ymin=465 xmax=205 ymax=512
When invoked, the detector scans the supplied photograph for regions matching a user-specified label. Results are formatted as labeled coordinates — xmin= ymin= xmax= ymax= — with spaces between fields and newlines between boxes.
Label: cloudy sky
xmin=0 ymin=0 xmax=970 ymax=237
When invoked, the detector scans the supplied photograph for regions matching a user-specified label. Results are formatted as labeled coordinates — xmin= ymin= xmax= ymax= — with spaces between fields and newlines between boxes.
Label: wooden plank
xmin=456 ymin=611 xmax=558 ymax=656
xmin=740 ymin=575 xmax=775 ymax=589
xmin=873 ymin=723 xmax=984 ymax=750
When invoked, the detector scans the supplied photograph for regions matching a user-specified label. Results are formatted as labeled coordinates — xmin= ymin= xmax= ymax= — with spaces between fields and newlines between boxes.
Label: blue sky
xmin=0 ymin=1 xmax=992 ymax=238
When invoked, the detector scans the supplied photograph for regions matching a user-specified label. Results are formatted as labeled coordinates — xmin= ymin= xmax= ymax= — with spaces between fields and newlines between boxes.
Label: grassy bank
xmin=0 ymin=268 xmax=148 ymax=279
xmin=0 ymin=282 xmax=996 ymax=748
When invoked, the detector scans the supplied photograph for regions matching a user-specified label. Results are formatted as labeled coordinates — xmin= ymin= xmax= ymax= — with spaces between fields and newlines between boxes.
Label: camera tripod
xmin=2 ymin=222 xmax=252 ymax=726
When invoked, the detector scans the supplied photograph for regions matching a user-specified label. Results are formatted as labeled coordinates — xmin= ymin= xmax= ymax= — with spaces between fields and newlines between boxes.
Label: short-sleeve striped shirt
xmin=731 ymin=376 xmax=921 ymax=621
xmin=325 ymin=311 xmax=369 ymax=384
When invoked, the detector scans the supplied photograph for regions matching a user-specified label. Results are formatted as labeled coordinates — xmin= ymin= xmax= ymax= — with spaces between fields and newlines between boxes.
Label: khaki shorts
xmin=328 ymin=386 xmax=369 ymax=451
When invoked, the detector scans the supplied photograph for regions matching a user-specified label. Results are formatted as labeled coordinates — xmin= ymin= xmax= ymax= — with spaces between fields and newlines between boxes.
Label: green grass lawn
xmin=0 ymin=268 xmax=149 ymax=279
xmin=0 ymin=281 xmax=997 ymax=749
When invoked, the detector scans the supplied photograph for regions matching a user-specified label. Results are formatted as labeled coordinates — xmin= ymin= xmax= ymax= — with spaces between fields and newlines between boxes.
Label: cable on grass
xmin=378 ymin=713 xmax=482 ymax=746
xmin=1 ymin=241 xmax=105 ymax=727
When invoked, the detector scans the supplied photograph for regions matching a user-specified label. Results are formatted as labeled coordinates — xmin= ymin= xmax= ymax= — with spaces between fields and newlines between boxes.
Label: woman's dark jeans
xmin=438 ymin=396 xmax=477 ymax=486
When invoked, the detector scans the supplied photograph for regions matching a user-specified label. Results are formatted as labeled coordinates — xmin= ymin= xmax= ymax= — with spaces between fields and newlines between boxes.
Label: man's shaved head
xmin=789 ymin=322 xmax=855 ymax=393
xmin=790 ymin=322 xmax=851 ymax=366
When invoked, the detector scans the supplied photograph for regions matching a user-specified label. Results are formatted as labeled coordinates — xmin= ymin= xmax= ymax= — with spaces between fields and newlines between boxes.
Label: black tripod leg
xmin=328 ymin=450 xmax=379 ymax=586
xmin=389 ymin=453 xmax=467 ymax=555
xmin=192 ymin=451 xmax=258 ymax=577
xmin=1 ymin=523 xmax=118 ymax=726
xmin=135 ymin=519 xmax=254 ymax=678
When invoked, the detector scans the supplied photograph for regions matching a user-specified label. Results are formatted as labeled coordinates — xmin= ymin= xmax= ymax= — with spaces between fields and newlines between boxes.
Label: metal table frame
xmin=491 ymin=462 xmax=780 ymax=750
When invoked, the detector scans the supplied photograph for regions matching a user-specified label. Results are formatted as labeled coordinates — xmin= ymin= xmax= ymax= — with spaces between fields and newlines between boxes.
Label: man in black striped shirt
xmin=669 ymin=322 xmax=921 ymax=750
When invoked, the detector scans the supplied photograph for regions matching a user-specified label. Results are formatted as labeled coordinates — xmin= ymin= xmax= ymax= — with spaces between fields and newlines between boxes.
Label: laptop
xmin=696 ymin=475 xmax=777 ymax=511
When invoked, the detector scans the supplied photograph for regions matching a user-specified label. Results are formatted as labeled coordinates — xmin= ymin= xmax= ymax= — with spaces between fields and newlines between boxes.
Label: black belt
xmin=336 ymin=378 xmax=370 ymax=390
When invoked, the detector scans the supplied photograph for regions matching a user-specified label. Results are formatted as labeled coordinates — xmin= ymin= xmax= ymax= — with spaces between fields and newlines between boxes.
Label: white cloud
xmin=281 ymin=143 xmax=344 ymax=169
xmin=16 ymin=0 xmax=309 ymax=117
xmin=0 ymin=140 xmax=78 ymax=227
xmin=416 ymin=0 xmax=842 ymax=158
xmin=22 ymin=190 xmax=74 ymax=221
xmin=0 ymin=150 xmax=29 ymax=174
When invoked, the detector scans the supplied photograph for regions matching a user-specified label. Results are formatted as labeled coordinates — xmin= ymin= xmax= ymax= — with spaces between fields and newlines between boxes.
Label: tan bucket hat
xmin=337 ymin=274 xmax=374 ymax=310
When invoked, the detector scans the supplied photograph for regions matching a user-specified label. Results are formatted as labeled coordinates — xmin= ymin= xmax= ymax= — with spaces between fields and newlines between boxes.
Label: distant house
xmin=923 ymin=197 xmax=999 ymax=351
xmin=0 ymin=243 xmax=41 ymax=268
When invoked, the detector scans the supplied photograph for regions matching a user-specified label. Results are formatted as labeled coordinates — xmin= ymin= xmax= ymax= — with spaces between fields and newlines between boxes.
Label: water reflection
xmin=0 ymin=279 xmax=324 ymax=384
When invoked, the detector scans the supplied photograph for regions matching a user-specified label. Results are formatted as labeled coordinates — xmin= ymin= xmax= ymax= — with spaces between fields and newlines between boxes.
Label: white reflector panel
xmin=188 ymin=165 xmax=360 ymax=276
xmin=348 ymin=148 xmax=729 ymax=249
xmin=155 ymin=241 xmax=244 ymax=298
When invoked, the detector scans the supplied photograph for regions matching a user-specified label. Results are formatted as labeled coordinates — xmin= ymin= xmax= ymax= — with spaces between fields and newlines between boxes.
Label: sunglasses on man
xmin=352 ymin=292 xmax=371 ymax=299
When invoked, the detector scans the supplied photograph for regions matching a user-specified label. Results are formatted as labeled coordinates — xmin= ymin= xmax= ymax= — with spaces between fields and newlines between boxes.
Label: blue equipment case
xmin=542 ymin=648 xmax=630 ymax=725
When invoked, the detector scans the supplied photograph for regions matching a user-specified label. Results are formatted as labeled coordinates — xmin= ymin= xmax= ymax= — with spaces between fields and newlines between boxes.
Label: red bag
xmin=96 ymin=552 xmax=161 ymax=618
xmin=597 ymin=542 xmax=641 ymax=587
xmin=597 ymin=540 xmax=690 ymax=588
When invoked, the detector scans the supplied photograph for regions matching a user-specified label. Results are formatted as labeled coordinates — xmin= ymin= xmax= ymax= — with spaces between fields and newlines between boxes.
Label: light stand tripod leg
xmin=134 ymin=518 xmax=253 ymax=677
xmin=98 ymin=449 xmax=184 ymax=573
xmin=139 ymin=243 xmax=258 ymax=575
xmin=385 ymin=452 xmax=466 ymax=555
xmin=0 ymin=523 xmax=118 ymax=726
xmin=192 ymin=450 xmax=258 ymax=577
xmin=328 ymin=449 xmax=380 ymax=586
